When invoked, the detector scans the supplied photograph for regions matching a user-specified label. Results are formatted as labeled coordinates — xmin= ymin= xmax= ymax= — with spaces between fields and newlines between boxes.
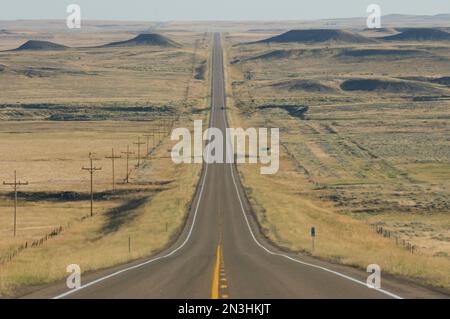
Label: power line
xmin=105 ymin=148 xmax=121 ymax=191
xmin=143 ymin=133 xmax=154 ymax=158
xmin=3 ymin=170 xmax=28 ymax=237
xmin=121 ymin=145 xmax=135 ymax=184
xmin=82 ymin=153 xmax=102 ymax=217
xmin=133 ymin=137 xmax=146 ymax=168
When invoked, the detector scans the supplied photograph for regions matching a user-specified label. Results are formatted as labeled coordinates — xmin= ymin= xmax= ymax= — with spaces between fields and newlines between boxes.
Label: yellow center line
xmin=211 ymin=244 xmax=221 ymax=299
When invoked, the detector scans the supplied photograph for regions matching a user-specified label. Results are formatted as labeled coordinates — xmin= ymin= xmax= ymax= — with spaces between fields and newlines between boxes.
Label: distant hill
xmin=431 ymin=77 xmax=450 ymax=86
xmin=399 ymin=76 xmax=450 ymax=87
xmin=382 ymin=28 xmax=450 ymax=41
xmin=340 ymin=78 xmax=440 ymax=93
xmin=242 ymin=48 xmax=336 ymax=62
xmin=102 ymin=33 xmax=180 ymax=48
xmin=255 ymin=29 xmax=375 ymax=44
xmin=14 ymin=40 xmax=67 ymax=51
xmin=363 ymin=28 xmax=398 ymax=33
xmin=271 ymin=79 xmax=335 ymax=93
xmin=0 ymin=29 xmax=14 ymax=35
xmin=337 ymin=48 xmax=432 ymax=58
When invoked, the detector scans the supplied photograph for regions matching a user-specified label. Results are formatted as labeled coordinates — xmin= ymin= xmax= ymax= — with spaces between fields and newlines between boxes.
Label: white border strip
xmin=52 ymin=40 xmax=220 ymax=300
xmin=219 ymin=49 xmax=402 ymax=299
xmin=54 ymin=159 xmax=209 ymax=299
xmin=53 ymin=36 xmax=402 ymax=300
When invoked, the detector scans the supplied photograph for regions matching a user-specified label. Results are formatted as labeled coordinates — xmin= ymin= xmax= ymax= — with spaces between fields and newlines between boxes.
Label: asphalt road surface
xmin=25 ymin=33 xmax=447 ymax=299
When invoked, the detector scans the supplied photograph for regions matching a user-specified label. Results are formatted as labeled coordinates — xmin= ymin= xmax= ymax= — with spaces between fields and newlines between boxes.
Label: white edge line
xmin=219 ymin=47 xmax=403 ymax=300
xmin=54 ymin=161 xmax=209 ymax=299
xmin=52 ymin=40 xmax=220 ymax=300
xmin=54 ymin=36 xmax=403 ymax=300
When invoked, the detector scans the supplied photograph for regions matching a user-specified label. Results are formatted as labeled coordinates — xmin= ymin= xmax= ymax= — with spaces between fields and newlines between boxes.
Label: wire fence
xmin=0 ymin=225 xmax=64 ymax=265
xmin=371 ymin=224 xmax=417 ymax=254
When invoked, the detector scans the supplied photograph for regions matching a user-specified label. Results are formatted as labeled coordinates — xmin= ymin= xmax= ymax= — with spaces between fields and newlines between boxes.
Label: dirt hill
xmin=337 ymin=49 xmax=431 ymax=58
xmin=14 ymin=40 xmax=67 ymax=51
xmin=102 ymin=33 xmax=180 ymax=48
xmin=383 ymin=28 xmax=450 ymax=41
xmin=340 ymin=78 xmax=439 ymax=93
xmin=272 ymin=79 xmax=335 ymax=92
xmin=257 ymin=29 xmax=375 ymax=44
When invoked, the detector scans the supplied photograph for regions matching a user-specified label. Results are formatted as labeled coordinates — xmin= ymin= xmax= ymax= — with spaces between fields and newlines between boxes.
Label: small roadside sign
xmin=311 ymin=226 xmax=316 ymax=251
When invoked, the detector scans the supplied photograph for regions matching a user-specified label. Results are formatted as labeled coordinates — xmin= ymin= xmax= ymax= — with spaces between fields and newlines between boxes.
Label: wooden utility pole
xmin=105 ymin=148 xmax=121 ymax=191
xmin=143 ymin=133 xmax=153 ymax=158
xmin=152 ymin=124 xmax=159 ymax=143
xmin=150 ymin=128 xmax=156 ymax=146
xmin=82 ymin=154 xmax=102 ymax=217
xmin=168 ymin=117 xmax=175 ymax=132
xmin=159 ymin=122 xmax=167 ymax=137
xmin=3 ymin=170 xmax=28 ymax=237
xmin=133 ymin=137 xmax=145 ymax=168
xmin=121 ymin=145 xmax=134 ymax=183
xmin=153 ymin=125 xmax=165 ymax=145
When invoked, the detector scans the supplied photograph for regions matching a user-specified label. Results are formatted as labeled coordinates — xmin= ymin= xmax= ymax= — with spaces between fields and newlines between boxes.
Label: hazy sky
xmin=0 ymin=0 xmax=449 ymax=21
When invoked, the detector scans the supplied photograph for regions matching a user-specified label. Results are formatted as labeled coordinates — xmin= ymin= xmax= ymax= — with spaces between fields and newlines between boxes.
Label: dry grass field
xmin=224 ymin=30 xmax=450 ymax=289
xmin=0 ymin=28 xmax=210 ymax=296
xmin=1 ymin=17 xmax=450 ymax=295
xmin=0 ymin=30 xmax=208 ymax=105
xmin=0 ymin=116 xmax=206 ymax=296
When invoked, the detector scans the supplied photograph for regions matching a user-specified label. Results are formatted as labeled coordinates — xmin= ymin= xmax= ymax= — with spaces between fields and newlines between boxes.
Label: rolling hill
xmin=256 ymin=29 xmax=375 ymax=44
xmin=101 ymin=33 xmax=181 ymax=48
xmin=14 ymin=40 xmax=67 ymax=51
xmin=340 ymin=78 xmax=440 ymax=93
xmin=382 ymin=28 xmax=450 ymax=41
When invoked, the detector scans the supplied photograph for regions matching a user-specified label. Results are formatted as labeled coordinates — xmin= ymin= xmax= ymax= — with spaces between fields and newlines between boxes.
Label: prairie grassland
xmin=0 ymin=30 xmax=211 ymax=296
xmin=224 ymin=33 xmax=450 ymax=289
xmin=0 ymin=117 xmax=208 ymax=297
xmin=0 ymin=31 xmax=208 ymax=105
xmin=0 ymin=120 xmax=173 ymax=250
xmin=0 ymin=115 xmax=205 ymax=296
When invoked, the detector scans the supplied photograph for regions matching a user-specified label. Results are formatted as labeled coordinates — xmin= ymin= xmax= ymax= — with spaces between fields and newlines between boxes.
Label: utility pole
xmin=159 ymin=122 xmax=167 ymax=137
xmin=82 ymin=153 xmax=102 ymax=217
xmin=168 ymin=116 xmax=175 ymax=131
xmin=3 ymin=170 xmax=28 ymax=237
xmin=121 ymin=145 xmax=135 ymax=183
xmin=143 ymin=134 xmax=153 ymax=158
xmin=133 ymin=137 xmax=145 ymax=168
xmin=149 ymin=126 xmax=156 ymax=146
xmin=153 ymin=125 xmax=165 ymax=145
xmin=152 ymin=127 xmax=159 ymax=146
xmin=105 ymin=148 xmax=121 ymax=191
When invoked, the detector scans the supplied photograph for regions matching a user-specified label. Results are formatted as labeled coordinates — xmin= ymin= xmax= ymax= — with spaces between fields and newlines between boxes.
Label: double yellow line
xmin=211 ymin=245 xmax=229 ymax=299
xmin=211 ymin=245 xmax=221 ymax=299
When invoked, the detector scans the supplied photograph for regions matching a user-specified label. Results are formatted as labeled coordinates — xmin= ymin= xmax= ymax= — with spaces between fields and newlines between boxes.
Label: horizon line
xmin=1 ymin=12 xmax=449 ymax=23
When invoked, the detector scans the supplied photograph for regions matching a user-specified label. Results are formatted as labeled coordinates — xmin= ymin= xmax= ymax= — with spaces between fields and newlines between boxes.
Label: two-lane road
xmin=26 ymin=34 xmax=446 ymax=299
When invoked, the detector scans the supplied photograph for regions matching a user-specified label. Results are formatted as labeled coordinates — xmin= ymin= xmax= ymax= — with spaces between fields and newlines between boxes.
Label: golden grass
xmin=223 ymin=34 xmax=450 ymax=290
xmin=236 ymin=159 xmax=450 ymax=289
xmin=0 ymin=115 xmax=206 ymax=297
xmin=0 ymin=32 xmax=208 ymax=105
xmin=0 ymin=31 xmax=212 ymax=297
